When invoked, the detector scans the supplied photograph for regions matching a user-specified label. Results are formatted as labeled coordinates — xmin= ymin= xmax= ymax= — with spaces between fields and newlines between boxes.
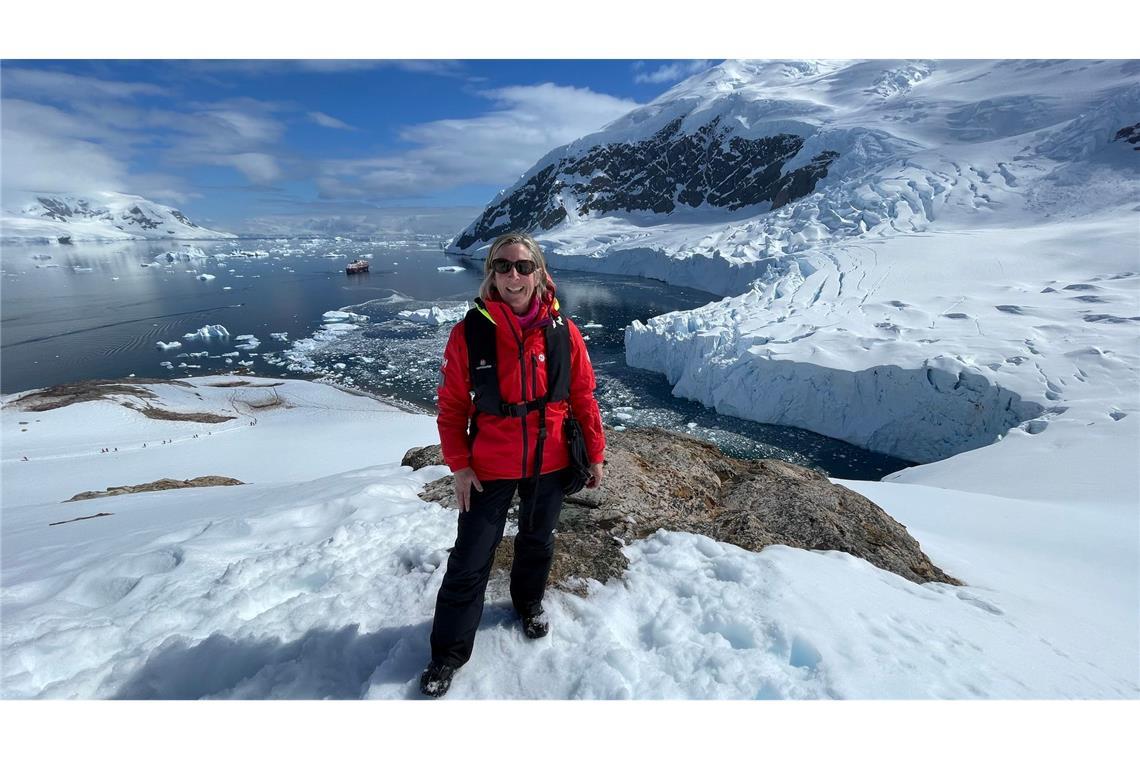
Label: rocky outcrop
xmin=403 ymin=427 xmax=959 ymax=594
xmin=67 ymin=476 xmax=245 ymax=502
xmin=9 ymin=378 xmax=190 ymax=412
xmin=452 ymin=116 xmax=838 ymax=250
xmin=1115 ymin=123 xmax=1140 ymax=149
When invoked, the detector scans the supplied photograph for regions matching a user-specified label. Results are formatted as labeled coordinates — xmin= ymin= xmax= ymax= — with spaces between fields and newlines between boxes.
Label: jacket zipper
xmin=531 ymin=354 xmax=540 ymax=476
xmin=507 ymin=315 xmax=529 ymax=480
xmin=519 ymin=341 xmax=528 ymax=479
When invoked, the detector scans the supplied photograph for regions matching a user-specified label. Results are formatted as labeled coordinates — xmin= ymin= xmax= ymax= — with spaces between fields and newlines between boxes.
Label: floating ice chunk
xmin=197 ymin=273 xmax=216 ymax=281
xmin=582 ymin=322 xmax=604 ymax=329
xmin=156 ymin=341 xmax=182 ymax=351
xmin=73 ymin=266 xmax=92 ymax=272
xmin=322 ymin=310 xmax=357 ymax=322
xmin=238 ymin=360 xmax=254 ymax=367
xmin=397 ymin=303 xmax=469 ymax=325
xmin=334 ymin=363 xmax=347 ymax=370
xmin=155 ymin=247 xmax=207 ymax=263
xmin=235 ymin=335 xmax=261 ymax=350
xmin=221 ymin=351 xmax=240 ymax=357
xmin=320 ymin=323 xmax=359 ymax=336
xmin=159 ymin=361 xmax=173 ymax=369
xmin=223 ymin=286 xmax=232 ymax=290
xmin=437 ymin=266 xmax=464 ymax=273
xmin=31 ymin=254 xmax=52 ymax=261
xmin=183 ymin=324 xmax=230 ymax=340
xmin=270 ymin=332 xmax=289 ymax=341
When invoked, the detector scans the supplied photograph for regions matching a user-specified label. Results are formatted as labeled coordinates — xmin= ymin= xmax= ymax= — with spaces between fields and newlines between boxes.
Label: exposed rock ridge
xmin=454 ymin=115 xmax=838 ymax=250
xmin=67 ymin=476 xmax=245 ymax=502
xmin=403 ymin=426 xmax=959 ymax=593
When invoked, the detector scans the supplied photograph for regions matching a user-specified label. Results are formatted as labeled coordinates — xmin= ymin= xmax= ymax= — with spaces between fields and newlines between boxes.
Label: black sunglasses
xmin=490 ymin=258 xmax=538 ymax=275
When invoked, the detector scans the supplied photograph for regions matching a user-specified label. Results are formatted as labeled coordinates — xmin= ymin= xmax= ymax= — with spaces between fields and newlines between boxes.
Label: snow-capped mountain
xmin=1 ymin=191 xmax=235 ymax=242
xmin=450 ymin=59 xmax=1140 ymax=498
xmin=451 ymin=59 xmax=1139 ymax=274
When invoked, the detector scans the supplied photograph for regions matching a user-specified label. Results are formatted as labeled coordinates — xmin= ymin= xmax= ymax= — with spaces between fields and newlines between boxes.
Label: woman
xmin=420 ymin=231 xmax=606 ymax=698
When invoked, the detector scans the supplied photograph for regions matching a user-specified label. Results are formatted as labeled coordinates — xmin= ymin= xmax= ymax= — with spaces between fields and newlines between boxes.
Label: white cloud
xmin=308 ymin=111 xmax=356 ymax=130
xmin=226 ymin=153 xmax=283 ymax=184
xmin=315 ymin=83 xmax=639 ymax=199
xmin=634 ymin=60 xmax=714 ymax=85
xmin=0 ymin=68 xmax=167 ymax=102
xmin=1 ymin=98 xmax=135 ymax=197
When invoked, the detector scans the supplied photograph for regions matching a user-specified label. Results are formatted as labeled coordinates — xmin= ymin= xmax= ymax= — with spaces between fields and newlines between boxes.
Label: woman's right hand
xmin=453 ymin=467 xmax=483 ymax=512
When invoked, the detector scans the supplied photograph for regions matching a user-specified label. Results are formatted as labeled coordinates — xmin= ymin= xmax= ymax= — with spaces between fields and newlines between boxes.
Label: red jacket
xmin=436 ymin=289 xmax=606 ymax=481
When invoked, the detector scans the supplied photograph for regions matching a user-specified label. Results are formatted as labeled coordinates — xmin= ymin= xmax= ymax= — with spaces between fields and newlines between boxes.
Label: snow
xmin=1 ymin=376 xmax=1134 ymax=698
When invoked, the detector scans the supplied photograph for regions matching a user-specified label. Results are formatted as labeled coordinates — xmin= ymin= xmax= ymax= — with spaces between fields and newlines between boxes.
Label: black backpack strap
xmin=543 ymin=315 xmax=571 ymax=402
xmin=464 ymin=299 xmax=503 ymax=418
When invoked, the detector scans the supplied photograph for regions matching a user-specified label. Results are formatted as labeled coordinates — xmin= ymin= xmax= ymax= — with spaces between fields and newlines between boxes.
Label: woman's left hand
xmin=587 ymin=461 xmax=604 ymax=489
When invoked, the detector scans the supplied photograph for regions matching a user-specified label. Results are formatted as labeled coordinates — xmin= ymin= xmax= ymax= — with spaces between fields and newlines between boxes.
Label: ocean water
xmin=0 ymin=237 xmax=913 ymax=478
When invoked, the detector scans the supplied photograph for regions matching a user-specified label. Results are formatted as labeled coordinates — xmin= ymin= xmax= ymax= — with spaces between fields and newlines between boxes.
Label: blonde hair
xmin=478 ymin=231 xmax=549 ymax=303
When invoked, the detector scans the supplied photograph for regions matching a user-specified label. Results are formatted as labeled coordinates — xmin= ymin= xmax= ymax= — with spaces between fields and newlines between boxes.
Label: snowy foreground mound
xmin=2 ymin=377 xmax=1135 ymax=698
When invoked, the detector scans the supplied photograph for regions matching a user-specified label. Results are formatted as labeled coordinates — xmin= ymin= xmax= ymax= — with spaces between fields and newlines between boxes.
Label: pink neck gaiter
xmin=514 ymin=295 xmax=543 ymax=331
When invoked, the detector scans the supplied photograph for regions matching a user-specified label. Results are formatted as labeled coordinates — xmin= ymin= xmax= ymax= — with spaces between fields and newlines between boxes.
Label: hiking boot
xmin=522 ymin=611 xmax=550 ymax=639
xmin=419 ymin=661 xmax=457 ymax=698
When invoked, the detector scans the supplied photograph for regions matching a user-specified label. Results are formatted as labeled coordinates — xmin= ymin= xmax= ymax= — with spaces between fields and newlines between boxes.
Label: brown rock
xmin=67 ymin=476 xmax=245 ymax=502
xmin=405 ymin=426 xmax=959 ymax=591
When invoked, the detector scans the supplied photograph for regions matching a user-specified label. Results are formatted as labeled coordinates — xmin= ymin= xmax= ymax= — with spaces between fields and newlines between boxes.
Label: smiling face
xmin=492 ymin=242 xmax=538 ymax=314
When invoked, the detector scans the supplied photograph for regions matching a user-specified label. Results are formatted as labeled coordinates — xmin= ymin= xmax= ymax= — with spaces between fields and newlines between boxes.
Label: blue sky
xmin=0 ymin=59 xmax=717 ymax=232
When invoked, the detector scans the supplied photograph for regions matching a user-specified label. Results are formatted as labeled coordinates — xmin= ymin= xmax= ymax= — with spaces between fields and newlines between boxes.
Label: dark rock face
xmin=170 ymin=210 xmax=200 ymax=228
xmin=36 ymin=197 xmax=111 ymax=223
xmin=453 ymin=117 xmax=839 ymax=250
xmin=402 ymin=427 xmax=959 ymax=594
xmin=1114 ymin=123 xmax=1140 ymax=150
xmin=122 ymin=205 xmax=162 ymax=230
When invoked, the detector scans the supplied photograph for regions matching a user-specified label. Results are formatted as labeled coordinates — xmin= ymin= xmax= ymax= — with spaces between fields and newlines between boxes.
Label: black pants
xmin=429 ymin=469 xmax=565 ymax=667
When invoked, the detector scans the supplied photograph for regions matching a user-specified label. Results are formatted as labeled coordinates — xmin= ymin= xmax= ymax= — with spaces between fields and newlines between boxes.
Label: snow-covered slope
xmin=1 ymin=191 xmax=235 ymax=242
xmin=2 ymin=378 xmax=1134 ymax=698
xmin=450 ymin=59 xmax=1140 ymax=501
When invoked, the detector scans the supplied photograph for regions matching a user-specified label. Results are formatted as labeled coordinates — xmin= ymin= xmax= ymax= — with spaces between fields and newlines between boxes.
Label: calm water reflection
xmin=1 ymin=237 xmax=913 ymax=479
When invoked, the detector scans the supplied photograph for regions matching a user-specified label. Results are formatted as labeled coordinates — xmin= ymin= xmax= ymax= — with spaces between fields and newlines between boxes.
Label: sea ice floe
xmin=270 ymin=332 xmax=289 ymax=341
xmin=437 ymin=266 xmax=464 ymax=273
xmin=235 ymin=335 xmax=261 ymax=350
xmin=155 ymin=247 xmax=207 ymax=263
xmin=156 ymin=341 xmax=182 ymax=351
xmin=183 ymin=325 xmax=230 ymax=340
xmin=397 ymin=303 xmax=469 ymax=325
xmin=197 ymin=273 xmax=216 ymax=281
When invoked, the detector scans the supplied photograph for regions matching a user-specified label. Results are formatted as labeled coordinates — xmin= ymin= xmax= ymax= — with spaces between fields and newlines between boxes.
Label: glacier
xmin=449 ymin=59 xmax=1140 ymax=505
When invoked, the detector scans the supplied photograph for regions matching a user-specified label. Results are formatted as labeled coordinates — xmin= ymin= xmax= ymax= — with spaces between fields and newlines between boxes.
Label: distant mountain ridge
xmin=1 ymin=191 xmax=234 ymax=242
